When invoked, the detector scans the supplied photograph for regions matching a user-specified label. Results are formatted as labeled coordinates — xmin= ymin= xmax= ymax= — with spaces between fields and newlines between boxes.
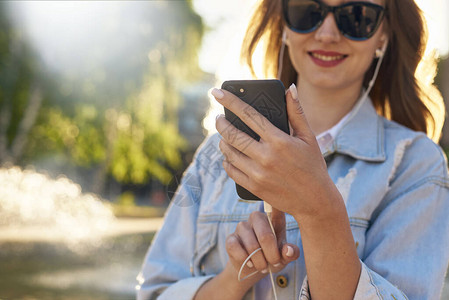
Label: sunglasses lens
xmin=285 ymin=0 xmax=324 ymax=33
xmin=337 ymin=4 xmax=384 ymax=40
xmin=284 ymin=0 xmax=385 ymax=40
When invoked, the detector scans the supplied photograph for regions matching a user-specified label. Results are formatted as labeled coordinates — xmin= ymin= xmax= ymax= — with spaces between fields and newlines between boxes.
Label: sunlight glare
xmin=0 ymin=166 xmax=114 ymax=250
xmin=8 ymin=1 xmax=116 ymax=73
xmin=415 ymin=0 xmax=449 ymax=57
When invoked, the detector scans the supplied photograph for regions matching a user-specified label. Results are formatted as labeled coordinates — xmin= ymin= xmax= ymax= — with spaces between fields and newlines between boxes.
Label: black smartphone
xmin=221 ymin=79 xmax=290 ymax=201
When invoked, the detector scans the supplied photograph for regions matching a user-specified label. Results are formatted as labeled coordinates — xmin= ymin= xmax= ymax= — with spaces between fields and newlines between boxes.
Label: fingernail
xmin=215 ymin=114 xmax=222 ymax=121
xmin=286 ymin=245 xmax=294 ymax=257
xmin=246 ymin=261 xmax=254 ymax=268
xmin=211 ymin=88 xmax=224 ymax=99
xmin=274 ymin=263 xmax=281 ymax=268
xmin=289 ymin=84 xmax=298 ymax=101
xmin=261 ymin=269 xmax=268 ymax=274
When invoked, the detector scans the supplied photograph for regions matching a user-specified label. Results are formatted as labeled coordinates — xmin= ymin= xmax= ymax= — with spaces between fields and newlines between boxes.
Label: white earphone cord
xmin=237 ymin=202 xmax=278 ymax=300
xmin=364 ymin=41 xmax=388 ymax=98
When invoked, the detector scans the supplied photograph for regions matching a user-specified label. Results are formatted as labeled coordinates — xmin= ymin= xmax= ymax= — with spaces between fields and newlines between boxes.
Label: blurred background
xmin=0 ymin=0 xmax=447 ymax=299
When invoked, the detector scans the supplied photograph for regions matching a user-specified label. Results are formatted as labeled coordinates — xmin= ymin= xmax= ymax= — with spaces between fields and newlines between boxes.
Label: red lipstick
xmin=308 ymin=50 xmax=347 ymax=68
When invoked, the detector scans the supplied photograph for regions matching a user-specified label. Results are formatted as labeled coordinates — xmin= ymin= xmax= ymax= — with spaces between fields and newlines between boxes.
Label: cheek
xmin=287 ymin=46 xmax=302 ymax=73
xmin=359 ymin=49 xmax=375 ymax=69
xmin=353 ymin=44 xmax=378 ymax=72
xmin=286 ymin=36 xmax=310 ymax=73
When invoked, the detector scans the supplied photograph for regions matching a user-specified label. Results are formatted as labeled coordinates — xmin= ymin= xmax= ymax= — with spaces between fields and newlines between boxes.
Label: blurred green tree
xmin=0 ymin=1 xmax=205 ymax=195
xmin=0 ymin=3 xmax=44 ymax=165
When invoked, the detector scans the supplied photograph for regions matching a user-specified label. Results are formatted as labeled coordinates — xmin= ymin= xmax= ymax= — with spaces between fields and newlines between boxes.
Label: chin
xmin=309 ymin=77 xmax=346 ymax=90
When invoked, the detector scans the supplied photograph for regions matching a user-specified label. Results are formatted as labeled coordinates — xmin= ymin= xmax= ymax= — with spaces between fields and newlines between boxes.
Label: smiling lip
xmin=308 ymin=50 xmax=348 ymax=67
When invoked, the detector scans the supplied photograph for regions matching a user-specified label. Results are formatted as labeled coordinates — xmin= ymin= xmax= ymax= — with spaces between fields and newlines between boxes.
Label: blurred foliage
xmin=0 ymin=1 xmax=205 ymax=193
xmin=117 ymin=191 xmax=136 ymax=207
xmin=111 ymin=203 xmax=165 ymax=218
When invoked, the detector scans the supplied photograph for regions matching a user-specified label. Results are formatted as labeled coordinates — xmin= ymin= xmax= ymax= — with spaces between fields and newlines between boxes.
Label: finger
xmin=211 ymin=88 xmax=279 ymax=142
xmin=285 ymin=84 xmax=313 ymax=140
xmin=280 ymin=243 xmax=300 ymax=265
xmin=216 ymin=114 xmax=260 ymax=158
xmin=222 ymin=157 xmax=252 ymax=192
xmin=219 ymin=138 xmax=255 ymax=174
xmin=226 ymin=234 xmax=255 ymax=271
xmin=270 ymin=207 xmax=286 ymax=247
xmin=285 ymin=88 xmax=294 ymax=136
xmin=235 ymin=221 xmax=269 ymax=272
xmin=250 ymin=211 xmax=282 ymax=267
xmin=219 ymin=137 xmax=262 ymax=198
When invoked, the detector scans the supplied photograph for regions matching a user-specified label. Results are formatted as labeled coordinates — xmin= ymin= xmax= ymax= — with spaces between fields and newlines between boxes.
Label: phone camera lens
xmin=238 ymin=87 xmax=246 ymax=97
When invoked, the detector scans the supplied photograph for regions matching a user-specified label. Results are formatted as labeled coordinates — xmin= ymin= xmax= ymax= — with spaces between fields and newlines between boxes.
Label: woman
xmin=137 ymin=0 xmax=449 ymax=299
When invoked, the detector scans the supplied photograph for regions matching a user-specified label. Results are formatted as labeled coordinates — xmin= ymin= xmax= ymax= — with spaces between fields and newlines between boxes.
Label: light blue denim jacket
xmin=136 ymin=97 xmax=449 ymax=300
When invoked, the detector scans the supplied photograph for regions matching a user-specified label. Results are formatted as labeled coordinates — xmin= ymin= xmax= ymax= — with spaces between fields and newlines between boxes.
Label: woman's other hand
xmin=194 ymin=209 xmax=299 ymax=300
xmin=225 ymin=208 xmax=300 ymax=280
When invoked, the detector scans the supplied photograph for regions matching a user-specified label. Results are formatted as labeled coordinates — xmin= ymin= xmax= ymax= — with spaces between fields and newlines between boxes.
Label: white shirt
xmin=316 ymin=112 xmax=351 ymax=153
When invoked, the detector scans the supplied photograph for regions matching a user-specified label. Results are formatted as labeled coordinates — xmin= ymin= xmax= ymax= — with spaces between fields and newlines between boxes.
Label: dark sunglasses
xmin=282 ymin=0 xmax=386 ymax=41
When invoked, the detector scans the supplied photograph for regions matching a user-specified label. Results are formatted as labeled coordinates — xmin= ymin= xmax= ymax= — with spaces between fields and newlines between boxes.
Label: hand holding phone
xmin=221 ymin=79 xmax=290 ymax=200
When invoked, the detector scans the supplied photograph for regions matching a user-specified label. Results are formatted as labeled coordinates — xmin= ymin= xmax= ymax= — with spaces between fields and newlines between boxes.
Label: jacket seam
xmin=388 ymin=176 xmax=449 ymax=201
xmin=350 ymin=223 xmax=369 ymax=229
xmin=365 ymin=267 xmax=383 ymax=299
xmin=197 ymin=215 xmax=370 ymax=229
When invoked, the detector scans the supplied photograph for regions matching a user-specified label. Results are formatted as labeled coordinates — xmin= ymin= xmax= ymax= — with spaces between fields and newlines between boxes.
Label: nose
xmin=314 ymin=13 xmax=341 ymax=43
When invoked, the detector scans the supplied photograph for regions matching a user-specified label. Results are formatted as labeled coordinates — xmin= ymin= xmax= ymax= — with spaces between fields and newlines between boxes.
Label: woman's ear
xmin=379 ymin=32 xmax=388 ymax=48
xmin=374 ymin=32 xmax=388 ymax=58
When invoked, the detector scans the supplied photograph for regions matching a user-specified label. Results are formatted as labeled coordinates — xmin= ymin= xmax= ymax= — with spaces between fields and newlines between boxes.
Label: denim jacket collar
xmin=326 ymin=96 xmax=386 ymax=162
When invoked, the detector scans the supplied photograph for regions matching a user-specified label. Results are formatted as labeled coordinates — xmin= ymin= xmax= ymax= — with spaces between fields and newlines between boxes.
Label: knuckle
xmin=247 ymin=181 xmax=260 ymax=196
xmin=222 ymin=152 xmax=230 ymax=164
xmin=244 ymin=106 xmax=266 ymax=129
xmin=243 ymin=105 xmax=256 ymax=119
xmin=253 ymin=169 xmax=270 ymax=188
xmin=296 ymin=103 xmax=305 ymax=115
xmin=225 ymin=150 xmax=236 ymax=164
xmin=251 ymin=169 xmax=265 ymax=183
xmin=224 ymin=124 xmax=238 ymax=141
xmin=247 ymin=240 xmax=262 ymax=253
xmin=258 ymin=231 xmax=276 ymax=245
xmin=249 ymin=211 xmax=263 ymax=223
xmin=259 ymin=153 xmax=273 ymax=168
xmin=272 ymin=135 xmax=289 ymax=150
xmin=225 ymin=235 xmax=239 ymax=252
xmin=236 ymin=221 xmax=248 ymax=232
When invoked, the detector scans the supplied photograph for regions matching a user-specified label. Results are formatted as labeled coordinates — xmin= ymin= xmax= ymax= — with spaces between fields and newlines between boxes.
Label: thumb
xmin=286 ymin=83 xmax=312 ymax=139
xmin=281 ymin=243 xmax=300 ymax=263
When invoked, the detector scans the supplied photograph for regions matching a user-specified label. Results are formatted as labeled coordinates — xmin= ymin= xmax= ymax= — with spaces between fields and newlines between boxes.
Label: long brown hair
xmin=241 ymin=0 xmax=445 ymax=142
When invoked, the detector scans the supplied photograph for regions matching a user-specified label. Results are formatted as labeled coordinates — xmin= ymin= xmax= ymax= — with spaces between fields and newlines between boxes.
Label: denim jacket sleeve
xmin=299 ymin=134 xmax=449 ymax=300
xmin=136 ymin=135 xmax=216 ymax=300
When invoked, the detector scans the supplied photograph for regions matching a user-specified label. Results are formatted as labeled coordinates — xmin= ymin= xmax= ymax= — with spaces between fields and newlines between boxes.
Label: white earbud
xmin=375 ymin=48 xmax=383 ymax=58
xmin=375 ymin=40 xmax=388 ymax=58
xmin=282 ymin=29 xmax=287 ymax=44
